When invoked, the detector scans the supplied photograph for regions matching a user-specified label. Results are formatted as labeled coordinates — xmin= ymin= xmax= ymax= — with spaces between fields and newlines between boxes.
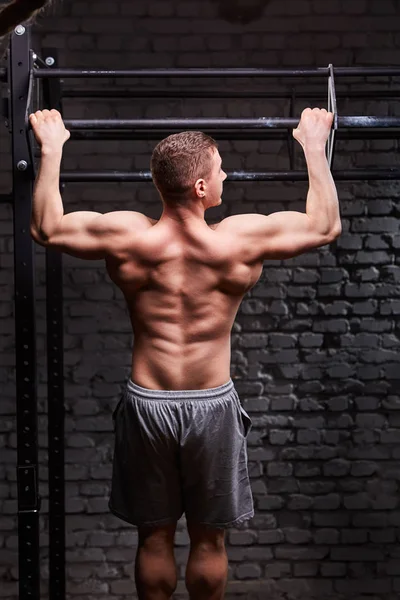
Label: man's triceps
xmin=241 ymin=211 xmax=333 ymax=261
xmin=33 ymin=211 xmax=108 ymax=258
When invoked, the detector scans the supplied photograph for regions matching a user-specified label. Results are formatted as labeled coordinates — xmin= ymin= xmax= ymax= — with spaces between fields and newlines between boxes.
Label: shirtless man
xmin=29 ymin=107 xmax=341 ymax=600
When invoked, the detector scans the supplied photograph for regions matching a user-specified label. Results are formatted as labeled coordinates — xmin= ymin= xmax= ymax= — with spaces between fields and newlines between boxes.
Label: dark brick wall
xmin=1 ymin=0 xmax=400 ymax=598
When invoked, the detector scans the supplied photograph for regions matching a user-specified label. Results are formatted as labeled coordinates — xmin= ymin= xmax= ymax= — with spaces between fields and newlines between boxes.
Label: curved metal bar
xmin=327 ymin=64 xmax=338 ymax=168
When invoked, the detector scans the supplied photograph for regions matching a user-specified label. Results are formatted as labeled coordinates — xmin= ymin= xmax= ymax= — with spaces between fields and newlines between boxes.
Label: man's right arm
xmin=217 ymin=108 xmax=341 ymax=262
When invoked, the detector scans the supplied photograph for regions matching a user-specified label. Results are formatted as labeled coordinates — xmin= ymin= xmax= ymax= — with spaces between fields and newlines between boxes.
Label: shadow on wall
xmin=211 ymin=0 xmax=270 ymax=24
xmin=0 ymin=0 xmax=58 ymax=59
xmin=0 ymin=0 xmax=56 ymax=39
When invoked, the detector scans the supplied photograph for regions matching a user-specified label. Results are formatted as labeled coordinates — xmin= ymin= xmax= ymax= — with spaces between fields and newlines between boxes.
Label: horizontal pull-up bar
xmin=33 ymin=66 xmax=400 ymax=79
xmin=34 ymin=67 xmax=330 ymax=79
xmin=2 ymin=66 xmax=399 ymax=87
xmin=2 ymin=65 xmax=400 ymax=82
xmin=59 ymin=170 xmax=400 ymax=183
xmin=61 ymin=89 xmax=400 ymax=100
xmin=61 ymin=117 xmax=400 ymax=130
xmin=68 ymin=129 xmax=400 ymax=141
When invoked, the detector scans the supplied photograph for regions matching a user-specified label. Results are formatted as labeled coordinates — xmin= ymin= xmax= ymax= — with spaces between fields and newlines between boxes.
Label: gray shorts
xmin=109 ymin=379 xmax=254 ymax=529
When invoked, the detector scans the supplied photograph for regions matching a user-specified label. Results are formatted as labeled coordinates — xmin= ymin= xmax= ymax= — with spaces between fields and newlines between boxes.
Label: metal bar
xmin=26 ymin=51 xmax=37 ymax=180
xmin=340 ymin=116 xmax=400 ymax=128
xmin=33 ymin=66 xmax=400 ymax=79
xmin=59 ymin=169 xmax=400 ymax=183
xmin=68 ymin=129 xmax=400 ymax=141
xmin=330 ymin=67 xmax=339 ymax=131
xmin=10 ymin=26 xmax=41 ymax=600
xmin=60 ymin=89 xmax=400 ymax=100
xmin=327 ymin=64 xmax=338 ymax=168
xmin=63 ymin=117 xmax=299 ymax=129
xmin=60 ymin=171 xmax=152 ymax=182
xmin=333 ymin=67 xmax=400 ymax=77
xmin=41 ymin=48 xmax=66 ymax=600
xmin=61 ymin=116 xmax=400 ymax=130
xmin=287 ymin=89 xmax=295 ymax=170
xmin=34 ymin=67 xmax=331 ymax=78
xmin=68 ymin=130 xmax=290 ymax=141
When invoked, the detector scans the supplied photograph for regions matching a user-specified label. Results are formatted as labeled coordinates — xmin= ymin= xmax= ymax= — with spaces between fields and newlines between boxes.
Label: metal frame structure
xmin=41 ymin=49 xmax=66 ymax=600
xmin=29 ymin=62 xmax=400 ymax=181
xmin=9 ymin=24 xmax=40 ymax=600
xmin=4 ymin=28 xmax=65 ymax=600
xmin=2 ymin=22 xmax=400 ymax=600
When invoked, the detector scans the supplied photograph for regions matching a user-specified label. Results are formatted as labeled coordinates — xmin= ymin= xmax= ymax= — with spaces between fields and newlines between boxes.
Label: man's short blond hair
xmin=150 ymin=131 xmax=218 ymax=205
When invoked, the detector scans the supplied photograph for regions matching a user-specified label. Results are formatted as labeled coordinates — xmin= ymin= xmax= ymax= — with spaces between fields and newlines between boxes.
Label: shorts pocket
xmin=238 ymin=404 xmax=252 ymax=438
xmin=112 ymin=396 xmax=123 ymax=422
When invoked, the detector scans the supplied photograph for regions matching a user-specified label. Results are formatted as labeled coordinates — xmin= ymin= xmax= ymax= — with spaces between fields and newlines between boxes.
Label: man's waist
xmin=126 ymin=378 xmax=234 ymax=399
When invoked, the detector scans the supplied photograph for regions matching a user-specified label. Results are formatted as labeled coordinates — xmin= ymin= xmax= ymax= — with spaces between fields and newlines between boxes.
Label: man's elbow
xmin=30 ymin=225 xmax=50 ymax=246
xmin=326 ymin=222 xmax=342 ymax=243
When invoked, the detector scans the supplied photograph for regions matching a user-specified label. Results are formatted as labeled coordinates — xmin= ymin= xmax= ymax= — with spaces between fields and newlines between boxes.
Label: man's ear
xmin=194 ymin=178 xmax=206 ymax=198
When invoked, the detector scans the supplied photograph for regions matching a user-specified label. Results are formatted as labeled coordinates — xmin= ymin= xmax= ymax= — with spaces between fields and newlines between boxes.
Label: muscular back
xmin=105 ymin=219 xmax=263 ymax=390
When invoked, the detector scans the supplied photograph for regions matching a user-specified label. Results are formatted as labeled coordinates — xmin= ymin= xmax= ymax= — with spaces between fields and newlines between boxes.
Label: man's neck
xmin=160 ymin=200 xmax=206 ymax=224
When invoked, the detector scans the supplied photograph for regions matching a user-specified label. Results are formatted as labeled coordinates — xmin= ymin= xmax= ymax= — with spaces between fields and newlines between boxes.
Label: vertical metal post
xmin=45 ymin=248 xmax=65 ymax=600
xmin=10 ymin=25 xmax=41 ymax=600
xmin=41 ymin=48 xmax=66 ymax=600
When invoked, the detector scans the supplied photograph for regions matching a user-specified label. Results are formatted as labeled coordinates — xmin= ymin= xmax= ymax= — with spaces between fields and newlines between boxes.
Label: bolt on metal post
xmin=17 ymin=160 xmax=28 ymax=171
xmin=15 ymin=25 xmax=25 ymax=35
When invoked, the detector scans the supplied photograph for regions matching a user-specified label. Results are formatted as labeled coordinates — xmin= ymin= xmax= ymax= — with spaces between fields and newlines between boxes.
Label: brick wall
xmin=1 ymin=0 xmax=400 ymax=598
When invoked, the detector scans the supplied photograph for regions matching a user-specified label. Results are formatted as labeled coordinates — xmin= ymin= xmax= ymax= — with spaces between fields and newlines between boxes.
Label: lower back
xmin=130 ymin=333 xmax=232 ymax=390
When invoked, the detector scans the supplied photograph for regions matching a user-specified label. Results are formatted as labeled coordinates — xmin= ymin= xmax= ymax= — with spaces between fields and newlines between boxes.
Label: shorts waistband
xmin=126 ymin=378 xmax=234 ymax=400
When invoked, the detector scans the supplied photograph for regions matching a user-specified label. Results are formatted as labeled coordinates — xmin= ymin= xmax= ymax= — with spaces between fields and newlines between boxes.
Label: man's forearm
xmin=31 ymin=148 xmax=64 ymax=241
xmin=304 ymin=146 xmax=341 ymax=236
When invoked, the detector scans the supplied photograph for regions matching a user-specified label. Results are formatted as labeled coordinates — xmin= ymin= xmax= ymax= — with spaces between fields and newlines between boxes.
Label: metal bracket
xmin=327 ymin=63 xmax=338 ymax=168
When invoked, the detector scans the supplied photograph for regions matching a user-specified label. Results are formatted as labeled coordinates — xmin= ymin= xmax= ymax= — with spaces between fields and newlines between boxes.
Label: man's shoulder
xmin=208 ymin=214 xmax=265 ymax=233
xmin=207 ymin=217 xmax=248 ymax=232
xmin=104 ymin=211 xmax=158 ymax=229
